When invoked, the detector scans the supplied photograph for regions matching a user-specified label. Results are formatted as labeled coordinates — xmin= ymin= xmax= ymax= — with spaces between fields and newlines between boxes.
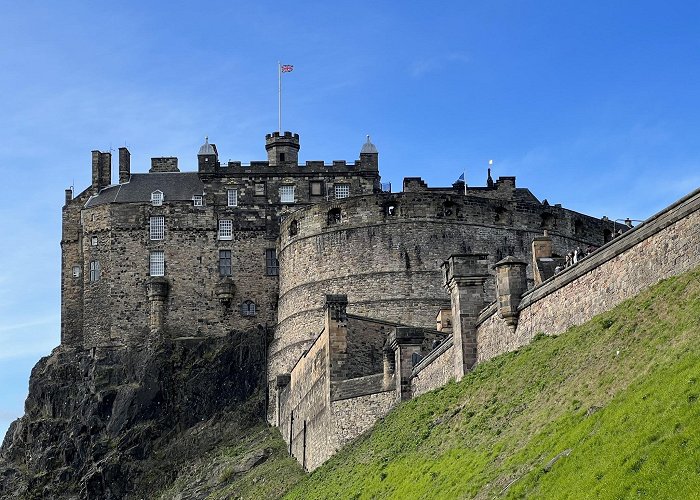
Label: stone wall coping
xmin=475 ymin=301 xmax=499 ymax=327
xmin=411 ymin=336 xmax=454 ymax=377
xmin=330 ymin=372 xmax=391 ymax=401
xmin=519 ymin=187 xmax=700 ymax=310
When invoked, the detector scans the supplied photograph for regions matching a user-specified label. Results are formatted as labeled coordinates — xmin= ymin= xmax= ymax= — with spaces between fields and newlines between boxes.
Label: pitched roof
xmin=85 ymin=172 xmax=205 ymax=208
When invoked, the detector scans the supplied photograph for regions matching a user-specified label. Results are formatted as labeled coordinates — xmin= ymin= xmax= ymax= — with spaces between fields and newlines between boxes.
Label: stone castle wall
xmin=474 ymin=187 xmax=700 ymax=362
xmin=271 ymin=185 xmax=609 ymax=418
xmin=411 ymin=338 xmax=455 ymax=397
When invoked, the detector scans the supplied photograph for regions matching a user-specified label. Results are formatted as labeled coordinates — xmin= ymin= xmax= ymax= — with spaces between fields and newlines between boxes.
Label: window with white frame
xmin=227 ymin=189 xmax=238 ymax=207
xmin=150 ymin=251 xmax=165 ymax=276
xmin=91 ymin=236 xmax=98 ymax=246
xmin=150 ymin=216 xmax=165 ymax=240
xmin=241 ymin=300 xmax=256 ymax=316
xmin=218 ymin=219 xmax=233 ymax=240
xmin=334 ymin=183 xmax=350 ymax=199
xmin=89 ymin=260 xmax=100 ymax=282
xmin=151 ymin=190 xmax=163 ymax=206
xmin=193 ymin=195 xmax=203 ymax=206
xmin=279 ymin=185 xmax=295 ymax=203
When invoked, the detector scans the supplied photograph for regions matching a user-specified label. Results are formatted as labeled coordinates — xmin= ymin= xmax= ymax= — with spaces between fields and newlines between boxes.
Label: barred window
xmin=227 ymin=189 xmax=238 ymax=207
xmin=265 ymin=249 xmax=279 ymax=276
xmin=193 ymin=195 xmax=203 ymax=206
xmin=334 ymin=184 xmax=350 ymax=199
xmin=280 ymin=185 xmax=295 ymax=203
xmin=150 ymin=216 xmax=164 ymax=240
xmin=241 ymin=300 xmax=256 ymax=316
xmin=151 ymin=190 xmax=163 ymax=206
xmin=89 ymin=260 xmax=100 ymax=282
xmin=150 ymin=251 xmax=165 ymax=276
xmin=218 ymin=219 xmax=233 ymax=240
xmin=219 ymin=250 xmax=232 ymax=277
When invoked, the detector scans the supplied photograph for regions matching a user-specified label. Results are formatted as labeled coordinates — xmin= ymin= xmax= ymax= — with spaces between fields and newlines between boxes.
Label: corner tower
xmin=265 ymin=131 xmax=300 ymax=166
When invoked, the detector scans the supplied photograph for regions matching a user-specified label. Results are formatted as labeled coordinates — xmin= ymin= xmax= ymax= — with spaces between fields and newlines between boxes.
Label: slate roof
xmin=85 ymin=172 xmax=205 ymax=208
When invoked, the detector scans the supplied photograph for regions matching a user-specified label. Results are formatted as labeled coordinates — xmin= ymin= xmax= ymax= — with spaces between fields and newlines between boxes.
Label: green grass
xmin=281 ymin=267 xmax=700 ymax=499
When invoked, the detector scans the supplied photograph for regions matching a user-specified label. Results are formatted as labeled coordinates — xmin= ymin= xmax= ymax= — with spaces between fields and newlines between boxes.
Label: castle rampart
xmin=270 ymin=184 xmax=610 ymax=419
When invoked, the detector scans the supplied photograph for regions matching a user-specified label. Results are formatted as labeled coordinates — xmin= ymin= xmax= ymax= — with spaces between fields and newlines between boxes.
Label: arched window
xmin=289 ymin=219 xmax=299 ymax=237
xmin=327 ymin=208 xmax=341 ymax=224
xmin=241 ymin=300 xmax=256 ymax=316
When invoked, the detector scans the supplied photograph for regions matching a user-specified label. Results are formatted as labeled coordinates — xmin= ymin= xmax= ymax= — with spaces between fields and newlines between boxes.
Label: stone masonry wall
xmin=411 ymin=338 xmax=455 ymax=397
xmin=272 ymin=188 xmax=609 ymax=412
xmin=476 ymin=187 xmax=700 ymax=362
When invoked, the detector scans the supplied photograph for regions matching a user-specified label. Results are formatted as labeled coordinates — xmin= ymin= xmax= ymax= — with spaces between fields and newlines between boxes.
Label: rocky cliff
xmin=0 ymin=331 xmax=271 ymax=499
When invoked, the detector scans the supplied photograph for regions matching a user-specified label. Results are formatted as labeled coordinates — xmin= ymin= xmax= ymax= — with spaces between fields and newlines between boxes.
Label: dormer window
xmin=151 ymin=190 xmax=163 ymax=206
xmin=193 ymin=195 xmax=203 ymax=206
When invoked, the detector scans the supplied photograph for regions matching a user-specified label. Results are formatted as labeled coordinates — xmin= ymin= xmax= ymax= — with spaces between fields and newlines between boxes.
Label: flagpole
xmin=464 ymin=170 xmax=467 ymax=196
xmin=278 ymin=61 xmax=282 ymax=133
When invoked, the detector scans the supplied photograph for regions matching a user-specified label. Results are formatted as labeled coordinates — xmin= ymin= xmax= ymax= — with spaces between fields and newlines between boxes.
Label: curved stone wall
xmin=270 ymin=189 xmax=608 ymax=389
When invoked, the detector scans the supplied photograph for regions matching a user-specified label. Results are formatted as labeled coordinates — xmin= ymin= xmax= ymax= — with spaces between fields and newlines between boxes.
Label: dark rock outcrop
xmin=0 ymin=330 xmax=268 ymax=499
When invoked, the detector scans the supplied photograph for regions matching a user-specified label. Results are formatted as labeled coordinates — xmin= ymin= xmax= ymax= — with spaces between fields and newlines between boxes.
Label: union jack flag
xmin=281 ymin=64 xmax=294 ymax=73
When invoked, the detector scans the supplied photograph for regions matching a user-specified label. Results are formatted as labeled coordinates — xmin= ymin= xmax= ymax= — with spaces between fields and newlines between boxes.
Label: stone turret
xmin=198 ymin=137 xmax=218 ymax=174
xmin=266 ymin=131 xmax=300 ymax=166
xmin=494 ymin=256 xmax=528 ymax=328
xmin=359 ymin=135 xmax=378 ymax=171
xmin=442 ymin=254 xmax=490 ymax=379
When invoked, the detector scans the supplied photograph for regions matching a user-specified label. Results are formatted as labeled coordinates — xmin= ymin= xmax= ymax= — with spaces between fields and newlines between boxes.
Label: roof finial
xmin=361 ymin=134 xmax=378 ymax=154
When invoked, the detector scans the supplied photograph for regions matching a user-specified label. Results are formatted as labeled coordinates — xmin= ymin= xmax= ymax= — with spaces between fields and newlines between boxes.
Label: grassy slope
xmin=283 ymin=267 xmax=700 ymax=499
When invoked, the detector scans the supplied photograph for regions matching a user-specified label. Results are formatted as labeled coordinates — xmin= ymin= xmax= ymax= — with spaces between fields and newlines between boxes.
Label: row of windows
xmin=82 ymin=249 xmax=278 ymax=281
xmin=148 ymin=183 xmax=351 ymax=208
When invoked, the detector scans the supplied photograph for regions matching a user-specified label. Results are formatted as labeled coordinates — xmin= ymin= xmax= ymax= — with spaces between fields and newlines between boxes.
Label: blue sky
xmin=2 ymin=1 xmax=700 ymax=438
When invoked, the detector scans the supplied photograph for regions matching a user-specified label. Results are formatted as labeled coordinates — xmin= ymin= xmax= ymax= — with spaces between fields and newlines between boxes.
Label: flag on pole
xmin=281 ymin=64 xmax=294 ymax=72
xmin=457 ymin=173 xmax=465 ymax=182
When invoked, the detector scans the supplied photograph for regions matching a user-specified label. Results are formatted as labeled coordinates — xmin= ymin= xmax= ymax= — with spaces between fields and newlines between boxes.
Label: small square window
xmin=280 ymin=185 xmax=295 ymax=203
xmin=193 ymin=195 xmax=203 ymax=206
xmin=310 ymin=181 xmax=323 ymax=196
xmin=91 ymin=236 xmax=98 ymax=246
xmin=219 ymin=250 xmax=232 ymax=277
xmin=89 ymin=260 xmax=100 ymax=282
xmin=150 ymin=251 xmax=165 ymax=277
xmin=151 ymin=191 xmax=163 ymax=206
xmin=150 ymin=216 xmax=165 ymax=240
xmin=254 ymin=183 xmax=266 ymax=196
xmin=334 ymin=184 xmax=350 ymax=199
xmin=219 ymin=219 xmax=233 ymax=240
xmin=72 ymin=266 xmax=81 ymax=278
xmin=227 ymin=189 xmax=238 ymax=207
xmin=265 ymin=249 xmax=279 ymax=276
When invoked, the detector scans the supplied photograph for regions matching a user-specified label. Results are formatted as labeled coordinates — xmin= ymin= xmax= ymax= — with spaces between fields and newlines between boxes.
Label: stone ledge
xmin=411 ymin=336 xmax=454 ymax=377
xmin=331 ymin=373 xmax=389 ymax=401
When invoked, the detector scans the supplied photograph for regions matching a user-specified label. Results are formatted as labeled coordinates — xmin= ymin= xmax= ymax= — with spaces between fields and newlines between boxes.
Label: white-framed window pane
xmin=227 ymin=189 xmax=238 ymax=207
xmin=89 ymin=260 xmax=100 ymax=282
xmin=150 ymin=216 xmax=165 ymax=240
xmin=193 ymin=195 xmax=203 ymax=206
xmin=280 ymin=185 xmax=295 ymax=203
xmin=151 ymin=191 xmax=163 ymax=206
xmin=91 ymin=236 xmax=98 ymax=246
xmin=150 ymin=251 xmax=165 ymax=276
xmin=219 ymin=219 xmax=233 ymax=240
xmin=334 ymin=184 xmax=350 ymax=199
